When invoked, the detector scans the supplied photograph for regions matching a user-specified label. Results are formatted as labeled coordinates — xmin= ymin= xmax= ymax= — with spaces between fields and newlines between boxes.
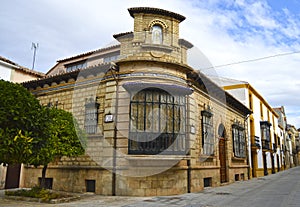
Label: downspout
xmin=110 ymin=63 xmax=119 ymax=196
xmin=244 ymin=113 xmax=250 ymax=179
xmin=186 ymin=94 xmax=191 ymax=193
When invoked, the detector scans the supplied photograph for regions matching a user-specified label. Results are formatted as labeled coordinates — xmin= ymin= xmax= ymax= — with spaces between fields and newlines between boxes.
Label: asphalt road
xmin=1 ymin=166 xmax=300 ymax=207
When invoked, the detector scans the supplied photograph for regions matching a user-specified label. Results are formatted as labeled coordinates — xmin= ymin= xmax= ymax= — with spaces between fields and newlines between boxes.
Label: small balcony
xmin=251 ymin=136 xmax=260 ymax=149
xmin=262 ymin=140 xmax=270 ymax=150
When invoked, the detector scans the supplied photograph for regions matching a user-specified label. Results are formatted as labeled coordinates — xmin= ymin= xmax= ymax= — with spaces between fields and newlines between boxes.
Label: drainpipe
xmin=244 ymin=114 xmax=250 ymax=179
xmin=110 ymin=63 xmax=118 ymax=196
xmin=186 ymin=95 xmax=191 ymax=193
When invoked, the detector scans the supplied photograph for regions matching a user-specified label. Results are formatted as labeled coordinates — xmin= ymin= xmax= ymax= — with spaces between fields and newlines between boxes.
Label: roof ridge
xmin=57 ymin=44 xmax=120 ymax=63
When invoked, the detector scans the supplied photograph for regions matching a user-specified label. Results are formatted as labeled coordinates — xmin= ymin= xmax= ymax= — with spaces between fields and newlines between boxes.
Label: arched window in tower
xmin=152 ymin=25 xmax=163 ymax=44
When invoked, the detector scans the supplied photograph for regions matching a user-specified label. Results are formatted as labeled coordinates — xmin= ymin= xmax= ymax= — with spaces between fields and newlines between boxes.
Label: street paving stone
xmin=1 ymin=166 xmax=300 ymax=206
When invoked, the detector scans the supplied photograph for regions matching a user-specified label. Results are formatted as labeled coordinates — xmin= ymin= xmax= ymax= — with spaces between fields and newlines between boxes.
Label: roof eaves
xmin=128 ymin=7 xmax=186 ymax=22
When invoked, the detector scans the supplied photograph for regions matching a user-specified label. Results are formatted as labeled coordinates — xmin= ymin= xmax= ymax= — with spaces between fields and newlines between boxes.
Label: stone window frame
xmin=128 ymin=88 xmax=187 ymax=155
xmin=149 ymin=19 xmax=168 ymax=45
xmin=201 ymin=109 xmax=214 ymax=156
xmin=232 ymin=122 xmax=246 ymax=158
xmin=84 ymin=97 xmax=99 ymax=134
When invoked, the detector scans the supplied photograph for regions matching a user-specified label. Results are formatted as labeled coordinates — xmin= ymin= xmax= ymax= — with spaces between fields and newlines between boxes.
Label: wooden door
xmin=219 ymin=138 xmax=227 ymax=183
xmin=5 ymin=164 xmax=21 ymax=189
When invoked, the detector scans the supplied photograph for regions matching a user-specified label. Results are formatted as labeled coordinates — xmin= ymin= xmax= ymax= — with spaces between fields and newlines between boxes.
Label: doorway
xmin=5 ymin=164 xmax=21 ymax=189
xmin=218 ymin=124 xmax=227 ymax=183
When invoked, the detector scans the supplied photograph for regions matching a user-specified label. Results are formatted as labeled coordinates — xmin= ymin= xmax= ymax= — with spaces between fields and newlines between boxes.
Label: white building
xmin=209 ymin=76 xmax=283 ymax=177
xmin=0 ymin=56 xmax=44 ymax=83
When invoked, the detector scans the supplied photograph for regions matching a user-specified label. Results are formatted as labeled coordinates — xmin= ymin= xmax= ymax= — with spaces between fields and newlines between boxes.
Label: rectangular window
xmin=38 ymin=178 xmax=53 ymax=189
xmin=260 ymin=102 xmax=264 ymax=119
xmin=202 ymin=110 xmax=214 ymax=155
xmin=249 ymin=93 xmax=253 ymax=110
xmin=204 ymin=177 xmax=212 ymax=187
xmin=84 ymin=99 xmax=99 ymax=134
xmin=86 ymin=180 xmax=96 ymax=192
xmin=65 ymin=60 xmax=87 ymax=72
xmin=232 ymin=122 xmax=246 ymax=158
xmin=103 ymin=51 xmax=120 ymax=63
xmin=128 ymin=89 xmax=186 ymax=155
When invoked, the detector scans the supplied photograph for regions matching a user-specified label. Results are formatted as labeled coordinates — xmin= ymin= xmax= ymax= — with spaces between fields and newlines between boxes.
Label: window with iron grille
xmin=201 ymin=110 xmax=214 ymax=155
xmin=128 ymin=88 xmax=186 ymax=155
xmin=232 ymin=123 xmax=246 ymax=158
xmin=260 ymin=121 xmax=271 ymax=150
xmin=84 ymin=99 xmax=99 ymax=134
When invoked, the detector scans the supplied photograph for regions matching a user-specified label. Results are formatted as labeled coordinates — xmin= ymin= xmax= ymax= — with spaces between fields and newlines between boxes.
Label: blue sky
xmin=1 ymin=0 xmax=300 ymax=127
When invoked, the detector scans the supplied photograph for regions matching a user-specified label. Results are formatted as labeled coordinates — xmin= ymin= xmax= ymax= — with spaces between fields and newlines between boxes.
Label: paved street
xmin=1 ymin=166 xmax=300 ymax=207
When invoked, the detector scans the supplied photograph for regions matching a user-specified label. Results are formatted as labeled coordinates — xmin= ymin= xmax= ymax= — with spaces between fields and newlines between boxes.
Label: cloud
xmin=1 ymin=0 xmax=300 ymax=127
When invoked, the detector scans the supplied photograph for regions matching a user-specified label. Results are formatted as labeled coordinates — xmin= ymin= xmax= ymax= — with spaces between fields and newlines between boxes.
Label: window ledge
xmin=126 ymin=155 xmax=190 ymax=167
xmin=141 ymin=43 xmax=173 ymax=53
xmin=232 ymin=157 xmax=246 ymax=162
xmin=199 ymin=154 xmax=215 ymax=162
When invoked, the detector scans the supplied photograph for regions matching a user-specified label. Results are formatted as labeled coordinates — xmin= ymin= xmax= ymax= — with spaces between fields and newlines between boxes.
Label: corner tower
xmin=114 ymin=7 xmax=193 ymax=65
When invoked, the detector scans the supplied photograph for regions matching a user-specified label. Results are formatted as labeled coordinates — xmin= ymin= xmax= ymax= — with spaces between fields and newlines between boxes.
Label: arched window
xmin=128 ymin=88 xmax=186 ymax=155
xmin=152 ymin=25 xmax=163 ymax=44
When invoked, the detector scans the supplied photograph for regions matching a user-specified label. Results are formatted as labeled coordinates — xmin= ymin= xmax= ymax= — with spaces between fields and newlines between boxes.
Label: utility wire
xmin=201 ymin=50 xmax=300 ymax=70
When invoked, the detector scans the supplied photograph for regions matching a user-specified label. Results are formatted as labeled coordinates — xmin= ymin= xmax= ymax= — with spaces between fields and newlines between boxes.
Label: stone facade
xmin=22 ymin=7 xmax=251 ymax=196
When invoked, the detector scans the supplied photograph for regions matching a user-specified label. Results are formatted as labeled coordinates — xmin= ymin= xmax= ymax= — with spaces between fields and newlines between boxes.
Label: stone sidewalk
xmin=1 ymin=167 xmax=299 ymax=206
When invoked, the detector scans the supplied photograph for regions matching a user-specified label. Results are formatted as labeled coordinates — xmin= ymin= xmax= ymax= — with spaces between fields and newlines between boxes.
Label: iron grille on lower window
xmin=128 ymin=88 xmax=186 ymax=155
xmin=232 ymin=122 xmax=246 ymax=158
xmin=202 ymin=109 xmax=214 ymax=155
xmin=84 ymin=98 xmax=99 ymax=134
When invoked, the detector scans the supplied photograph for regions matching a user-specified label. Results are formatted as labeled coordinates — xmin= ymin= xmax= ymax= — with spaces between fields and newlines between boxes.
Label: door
xmin=263 ymin=152 xmax=268 ymax=175
xmin=251 ymin=150 xmax=257 ymax=177
xmin=271 ymin=154 xmax=275 ymax=174
xmin=219 ymin=138 xmax=227 ymax=183
xmin=5 ymin=164 xmax=21 ymax=189
xmin=277 ymin=155 xmax=280 ymax=172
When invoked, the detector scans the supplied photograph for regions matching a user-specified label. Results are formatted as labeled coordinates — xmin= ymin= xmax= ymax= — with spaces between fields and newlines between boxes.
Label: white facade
xmin=208 ymin=76 xmax=282 ymax=177
xmin=0 ymin=60 xmax=13 ymax=80
xmin=0 ymin=56 xmax=44 ymax=83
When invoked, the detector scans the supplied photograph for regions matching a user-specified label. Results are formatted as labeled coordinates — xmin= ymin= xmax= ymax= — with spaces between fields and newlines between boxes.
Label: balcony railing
xmin=262 ymin=140 xmax=270 ymax=150
xmin=128 ymin=132 xmax=186 ymax=155
xmin=251 ymin=136 xmax=260 ymax=148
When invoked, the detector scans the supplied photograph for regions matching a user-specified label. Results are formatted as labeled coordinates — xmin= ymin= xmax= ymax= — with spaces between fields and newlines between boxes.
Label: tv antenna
xmin=31 ymin=42 xmax=39 ymax=70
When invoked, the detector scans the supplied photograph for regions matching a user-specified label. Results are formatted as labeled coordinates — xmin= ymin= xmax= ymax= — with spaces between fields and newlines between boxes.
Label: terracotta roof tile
xmin=0 ymin=55 xmax=45 ymax=78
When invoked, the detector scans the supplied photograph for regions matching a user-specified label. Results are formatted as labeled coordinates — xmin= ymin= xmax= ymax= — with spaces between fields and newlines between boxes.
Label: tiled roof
xmin=188 ymin=71 xmax=252 ymax=115
xmin=23 ymin=62 xmax=113 ymax=89
xmin=128 ymin=7 xmax=186 ymax=22
xmin=57 ymin=44 xmax=120 ymax=63
xmin=113 ymin=31 xmax=133 ymax=39
xmin=0 ymin=56 xmax=45 ymax=78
